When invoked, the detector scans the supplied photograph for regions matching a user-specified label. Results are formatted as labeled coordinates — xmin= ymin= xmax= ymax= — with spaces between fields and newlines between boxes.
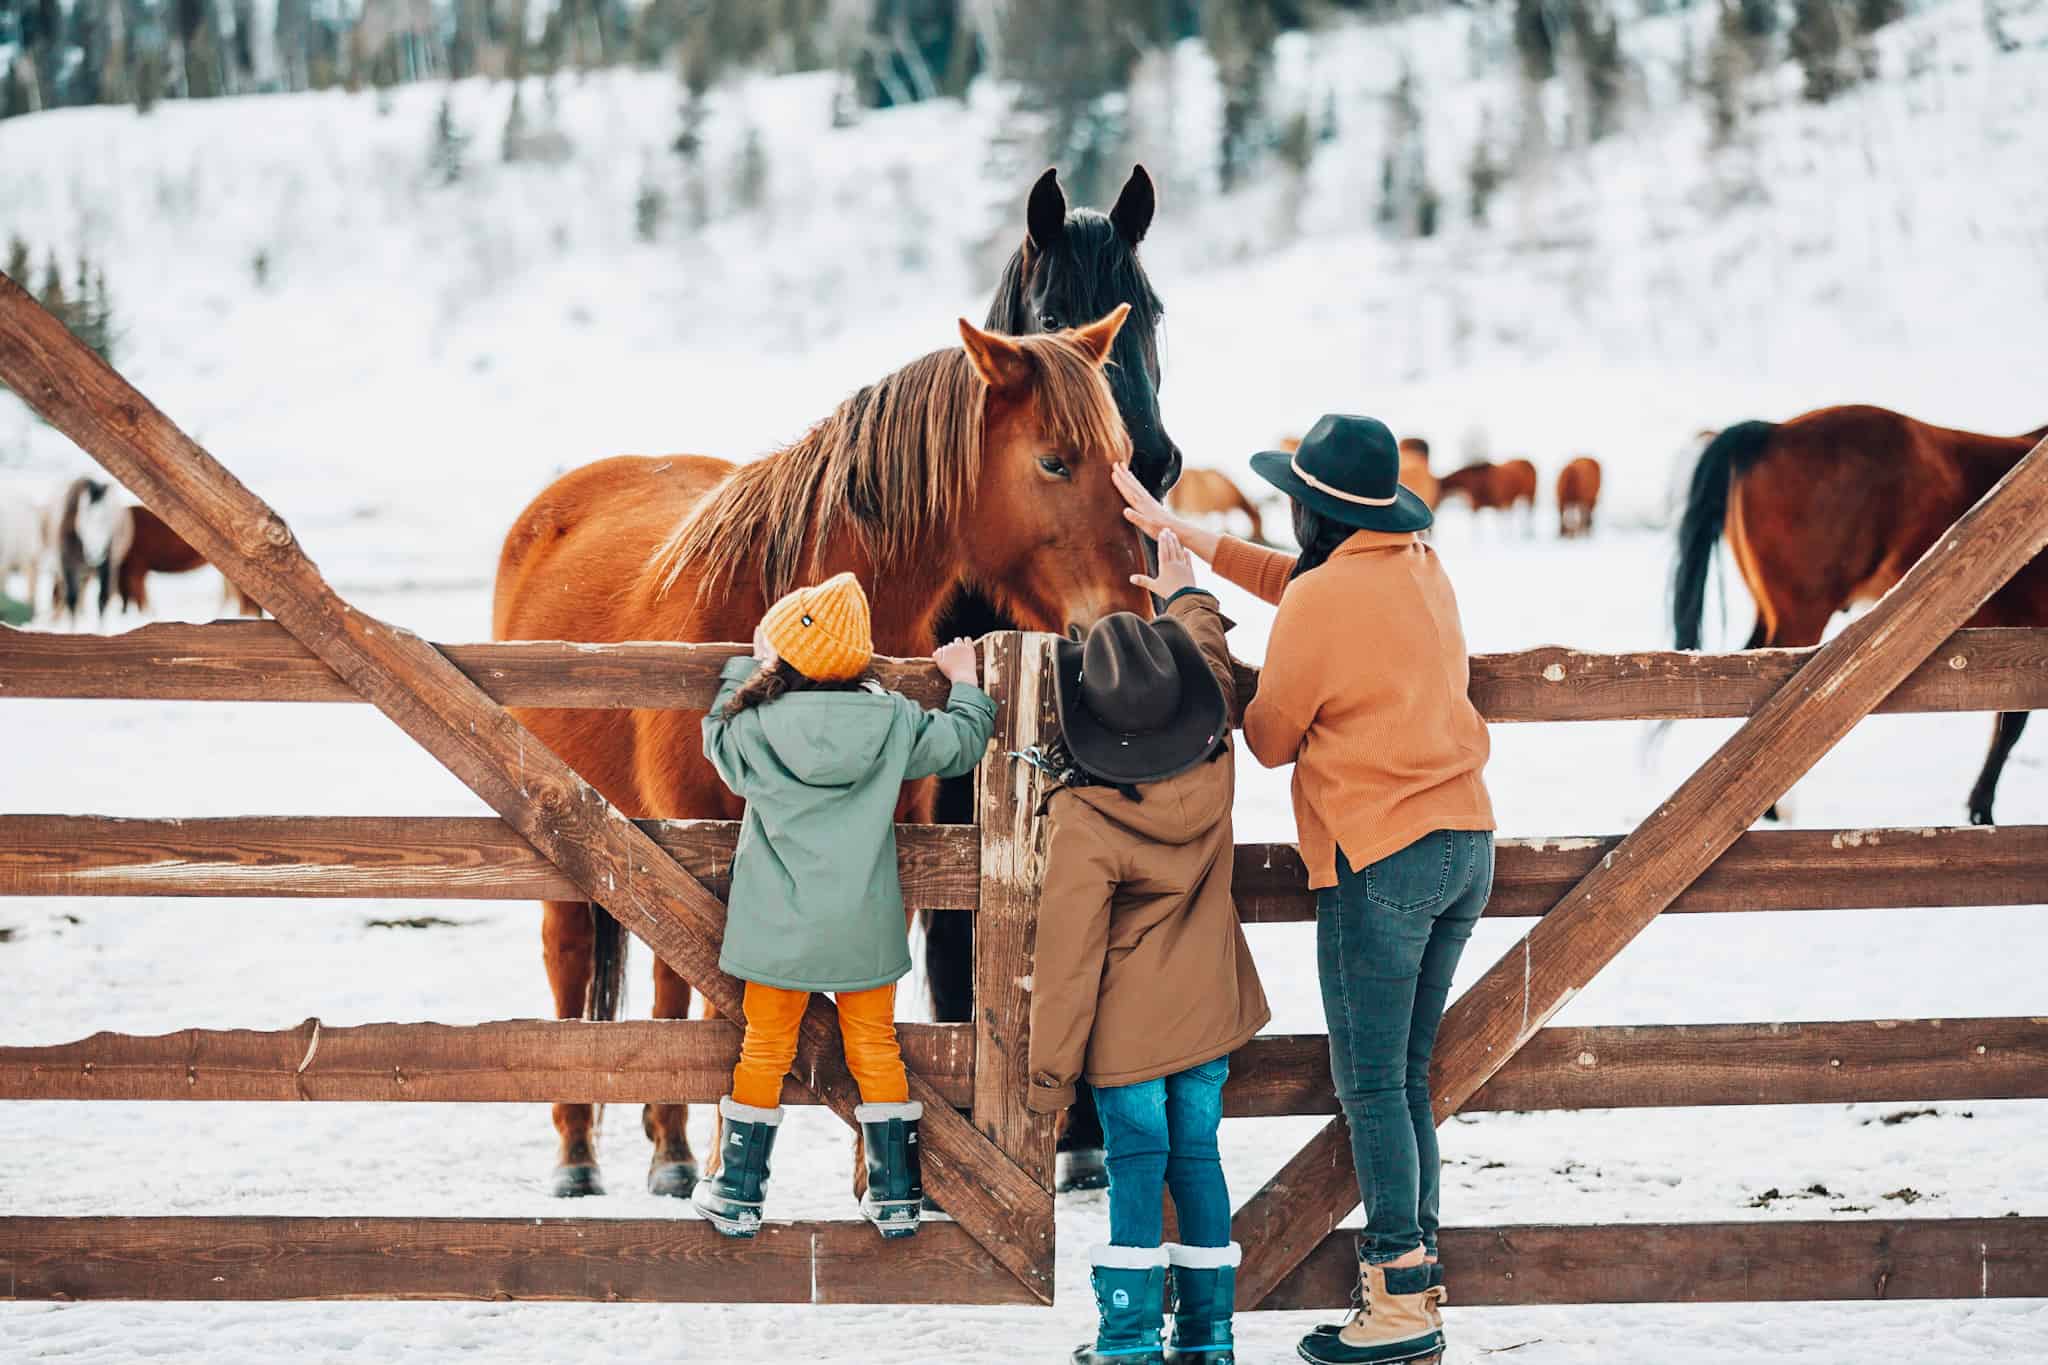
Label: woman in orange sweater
xmin=1115 ymin=414 xmax=1494 ymax=1365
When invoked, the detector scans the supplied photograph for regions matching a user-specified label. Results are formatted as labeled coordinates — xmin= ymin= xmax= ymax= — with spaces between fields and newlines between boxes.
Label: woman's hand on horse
xmin=1131 ymin=527 xmax=1199 ymax=599
xmin=1111 ymin=463 xmax=1219 ymax=563
xmin=933 ymin=637 xmax=978 ymax=686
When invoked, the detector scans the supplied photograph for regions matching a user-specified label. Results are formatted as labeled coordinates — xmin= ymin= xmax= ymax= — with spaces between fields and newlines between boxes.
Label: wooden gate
xmin=3 ymin=273 xmax=2047 ymax=1310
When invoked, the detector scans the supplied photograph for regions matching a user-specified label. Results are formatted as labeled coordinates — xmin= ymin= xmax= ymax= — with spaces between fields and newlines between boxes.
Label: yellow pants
xmin=731 ymin=980 xmax=909 ymax=1110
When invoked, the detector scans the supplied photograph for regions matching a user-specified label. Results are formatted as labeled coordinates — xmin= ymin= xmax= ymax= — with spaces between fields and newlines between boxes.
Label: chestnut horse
xmin=1556 ymin=456 xmax=1602 ymax=538
xmin=111 ymin=505 xmax=264 ymax=617
xmin=1673 ymin=405 xmax=2048 ymax=824
xmin=493 ymin=312 xmax=1145 ymax=1198
xmin=1168 ymin=468 xmax=1267 ymax=544
xmin=1440 ymin=458 xmax=1537 ymax=530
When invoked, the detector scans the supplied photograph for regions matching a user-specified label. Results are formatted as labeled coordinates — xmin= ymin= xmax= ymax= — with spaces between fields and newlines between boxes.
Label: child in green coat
xmin=692 ymin=571 xmax=995 ymax=1239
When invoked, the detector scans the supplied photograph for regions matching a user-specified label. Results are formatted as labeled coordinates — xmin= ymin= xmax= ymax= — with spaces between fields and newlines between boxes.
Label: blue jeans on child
xmin=1092 ymin=1055 xmax=1232 ymax=1248
xmin=1318 ymin=828 xmax=1494 ymax=1269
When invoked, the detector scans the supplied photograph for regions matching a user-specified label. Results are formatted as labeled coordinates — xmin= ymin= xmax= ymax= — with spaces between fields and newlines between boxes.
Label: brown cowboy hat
xmin=1053 ymin=613 xmax=1228 ymax=786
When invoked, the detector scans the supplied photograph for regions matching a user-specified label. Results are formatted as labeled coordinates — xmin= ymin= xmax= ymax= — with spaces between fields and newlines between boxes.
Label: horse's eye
xmin=1038 ymin=456 xmax=1071 ymax=479
xmin=1039 ymin=312 xmax=1059 ymax=330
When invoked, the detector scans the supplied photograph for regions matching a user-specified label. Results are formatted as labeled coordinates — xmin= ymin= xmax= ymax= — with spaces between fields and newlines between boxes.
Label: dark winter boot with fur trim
xmin=855 ymin=1100 xmax=924 ymax=1238
xmin=688 ymin=1096 xmax=781 ymax=1238
xmin=1073 ymin=1245 xmax=1168 ymax=1364
xmin=1165 ymin=1242 xmax=1240 ymax=1362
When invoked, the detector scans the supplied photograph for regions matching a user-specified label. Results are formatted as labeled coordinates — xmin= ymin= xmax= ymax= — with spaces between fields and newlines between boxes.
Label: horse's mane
xmin=655 ymin=331 xmax=1124 ymax=604
xmin=987 ymin=212 xmax=1164 ymax=379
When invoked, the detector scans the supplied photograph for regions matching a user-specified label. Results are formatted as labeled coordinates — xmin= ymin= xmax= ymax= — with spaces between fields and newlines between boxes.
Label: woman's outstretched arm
xmin=1112 ymin=463 xmax=1295 ymax=606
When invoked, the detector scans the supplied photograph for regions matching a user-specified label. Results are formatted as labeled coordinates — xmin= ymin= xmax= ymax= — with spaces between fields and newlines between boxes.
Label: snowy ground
xmin=4 ymin=1 xmax=2048 ymax=1359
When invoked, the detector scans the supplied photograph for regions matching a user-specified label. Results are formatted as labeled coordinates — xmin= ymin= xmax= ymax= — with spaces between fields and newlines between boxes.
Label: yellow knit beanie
xmin=760 ymin=572 xmax=873 ymax=683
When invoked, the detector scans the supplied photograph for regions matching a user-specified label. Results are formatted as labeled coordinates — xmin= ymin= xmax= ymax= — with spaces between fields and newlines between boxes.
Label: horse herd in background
xmin=0 ymin=475 xmax=262 ymax=627
xmin=1170 ymin=440 xmax=1604 ymax=544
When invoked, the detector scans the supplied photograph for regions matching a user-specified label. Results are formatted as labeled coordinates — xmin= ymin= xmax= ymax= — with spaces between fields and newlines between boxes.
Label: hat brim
xmin=1053 ymin=618 xmax=1230 ymax=787
xmin=1248 ymin=449 xmax=1435 ymax=533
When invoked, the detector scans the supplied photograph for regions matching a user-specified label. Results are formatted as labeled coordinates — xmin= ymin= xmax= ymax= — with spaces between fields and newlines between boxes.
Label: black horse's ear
xmin=1110 ymin=165 xmax=1154 ymax=246
xmin=1027 ymin=167 xmax=1066 ymax=251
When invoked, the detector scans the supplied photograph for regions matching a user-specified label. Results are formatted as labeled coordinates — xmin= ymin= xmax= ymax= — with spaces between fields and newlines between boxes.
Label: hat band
xmin=1291 ymin=454 xmax=1397 ymax=507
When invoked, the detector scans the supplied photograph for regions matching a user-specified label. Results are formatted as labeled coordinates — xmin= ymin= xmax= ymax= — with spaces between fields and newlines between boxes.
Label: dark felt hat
xmin=1248 ymin=413 xmax=1433 ymax=533
xmin=1053 ymin=612 xmax=1228 ymax=787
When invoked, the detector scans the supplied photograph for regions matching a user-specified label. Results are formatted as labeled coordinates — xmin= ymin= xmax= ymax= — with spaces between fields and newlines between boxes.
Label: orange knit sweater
xmin=1213 ymin=531 xmax=1494 ymax=889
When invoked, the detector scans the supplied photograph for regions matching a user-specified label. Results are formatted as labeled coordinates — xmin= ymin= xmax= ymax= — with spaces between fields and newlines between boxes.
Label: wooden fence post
xmin=969 ymin=632 xmax=1061 ymax=1268
xmin=1230 ymin=430 xmax=2048 ymax=1308
xmin=0 ymin=271 xmax=1056 ymax=1303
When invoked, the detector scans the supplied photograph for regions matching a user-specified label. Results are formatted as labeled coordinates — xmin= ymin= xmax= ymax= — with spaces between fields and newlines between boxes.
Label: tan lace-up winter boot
xmin=1296 ymin=1259 xmax=1443 ymax=1364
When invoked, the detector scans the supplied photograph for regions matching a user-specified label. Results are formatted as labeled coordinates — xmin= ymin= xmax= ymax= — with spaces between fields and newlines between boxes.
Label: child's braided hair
xmin=721 ymin=660 xmax=864 ymax=718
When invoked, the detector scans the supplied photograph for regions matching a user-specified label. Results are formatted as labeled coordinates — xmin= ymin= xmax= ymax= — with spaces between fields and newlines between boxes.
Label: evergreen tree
xmin=428 ymin=95 xmax=470 ymax=186
xmin=1205 ymin=0 xmax=1279 ymax=193
xmin=4 ymin=237 xmax=32 ymax=287
xmin=1000 ymin=0 xmax=1158 ymax=206
xmin=1704 ymin=0 xmax=1754 ymax=145
xmin=1789 ymin=0 xmax=1852 ymax=101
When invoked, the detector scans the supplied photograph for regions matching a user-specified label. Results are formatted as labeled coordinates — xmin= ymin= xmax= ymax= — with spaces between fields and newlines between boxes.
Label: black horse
xmin=928 ymin=165 xmax=1182 ymax=1192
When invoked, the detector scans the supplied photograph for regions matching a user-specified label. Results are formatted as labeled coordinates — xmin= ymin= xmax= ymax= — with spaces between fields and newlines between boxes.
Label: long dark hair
xmin=722 ymin=660 xmax=863 ymax=718
xmin=1290 ymin=500 xmax=1356 ymax=580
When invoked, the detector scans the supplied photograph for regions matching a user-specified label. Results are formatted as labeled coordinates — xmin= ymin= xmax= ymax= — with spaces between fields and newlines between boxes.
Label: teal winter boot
xmin=688 ymin=1096 xmax=781 ymax=1237
xmin=1165 ymin=1242 xmax=1240 ymax=1362
xmin=855 ymin=1100 xmax=924 ymax=1238
xmin=1074 ymin=1245 xmax=1169 ymax=1363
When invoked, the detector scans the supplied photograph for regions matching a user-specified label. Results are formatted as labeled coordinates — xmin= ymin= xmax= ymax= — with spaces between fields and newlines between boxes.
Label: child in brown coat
xmin=1024 ymin=529 xmax=1270 ymax=1365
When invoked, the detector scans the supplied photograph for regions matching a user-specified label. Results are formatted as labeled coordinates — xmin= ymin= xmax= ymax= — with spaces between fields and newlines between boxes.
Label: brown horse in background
xmin=1556 ymin=456 xmax=1602 ymax=538
xmin=1674 ymin=405 xmax=2048 ymax=824
xmin=492 ymin=310 xmax=1145 ymax=1199
xmin=1440 ymin=458 xmax=1537 ymax=529
xmin=111 ymin=505 xmax=264 ymax=617
xmin=1168 ymin=468 xmax=1267 ymax=544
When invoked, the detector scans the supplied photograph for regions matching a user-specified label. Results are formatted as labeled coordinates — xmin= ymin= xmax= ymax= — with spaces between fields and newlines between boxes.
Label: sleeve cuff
xmin=720 ymin=656 xmax=762 ymax=683
xmin=1162 ymin=586 xmax=1217 ymax=610
xmin=948 ymin=681 xmax=996 ymax=713
xmin=1026 ymin=1077 xmax=1077 ymax=1113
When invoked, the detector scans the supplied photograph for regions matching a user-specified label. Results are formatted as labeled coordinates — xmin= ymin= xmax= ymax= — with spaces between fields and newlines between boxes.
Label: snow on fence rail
xmin=2 ymin=269 xmax=2046 ymax=1312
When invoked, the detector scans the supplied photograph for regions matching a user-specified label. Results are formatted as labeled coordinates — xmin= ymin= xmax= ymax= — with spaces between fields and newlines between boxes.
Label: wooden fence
xmin=2 ymin=270 xmax=2046 ymax=1311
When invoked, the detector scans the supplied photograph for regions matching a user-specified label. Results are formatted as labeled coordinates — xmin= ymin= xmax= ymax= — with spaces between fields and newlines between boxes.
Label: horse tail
xmin=1672 ymin=420 xmax=1776 ymax=651
xmin=586 ymin=905 xmax=627 ymax=1023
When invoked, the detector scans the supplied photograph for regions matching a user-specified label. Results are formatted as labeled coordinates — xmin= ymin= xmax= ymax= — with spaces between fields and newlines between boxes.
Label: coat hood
xmin=755 ymin=691 xmax=899 ymax=788
xmin=1062 ymin=742 xmax=1234 ymax=846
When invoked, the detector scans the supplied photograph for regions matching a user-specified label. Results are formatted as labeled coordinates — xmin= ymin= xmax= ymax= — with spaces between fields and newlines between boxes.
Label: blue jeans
xmin=1093 ymin=1056 xmax=1231 ymax=1248
xmin=1318 ymin=829 xmax=1493 ymax=1267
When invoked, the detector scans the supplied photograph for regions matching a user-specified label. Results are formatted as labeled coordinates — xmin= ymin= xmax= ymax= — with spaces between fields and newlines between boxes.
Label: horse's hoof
xmin=648 ymin=1160 xmax=700 ymax=1199
xmin=551 ymin=1163 xmax=604 ymax=1198
xmin=1056 ymin=1148 xmax=1109 ymax=1193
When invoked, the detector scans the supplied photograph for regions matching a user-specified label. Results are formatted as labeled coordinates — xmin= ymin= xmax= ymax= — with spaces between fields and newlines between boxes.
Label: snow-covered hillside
xmin=3 ymin=3 xmax=2047 ymax=1361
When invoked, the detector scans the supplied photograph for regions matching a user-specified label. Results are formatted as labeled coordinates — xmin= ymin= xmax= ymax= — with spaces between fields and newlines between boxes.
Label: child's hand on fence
xmin=751 ymin=621 xmax=777 ymax=667
xmin=1130 ymin=527 xmax=1199 ymax=599
xmin=933 ymin=637 xmax=978 ymax=686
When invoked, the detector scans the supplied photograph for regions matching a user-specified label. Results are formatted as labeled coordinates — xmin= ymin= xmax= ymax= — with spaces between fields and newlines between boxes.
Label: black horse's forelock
xmin=986 ymin=212 xmax=1164 ymax=383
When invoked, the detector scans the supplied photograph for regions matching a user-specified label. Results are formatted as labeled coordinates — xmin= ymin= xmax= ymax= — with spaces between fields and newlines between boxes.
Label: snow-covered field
xmin=4 ymin=2 xmax=2048 ymax=1360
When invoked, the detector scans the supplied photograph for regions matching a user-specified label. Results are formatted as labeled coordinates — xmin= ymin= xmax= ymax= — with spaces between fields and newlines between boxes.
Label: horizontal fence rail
xmin=7 ymin=816 xmax=2043 ymax=922
xmin=0 ymin=815 xmax=978 ymax=908
xmin=8 ymin=1017 xmax=2042 ymax=1116
xmin=4 ymin=1215 xmax=2039 ymax=1306
xmin=1261 ymin=1217 xmax=2048 ymax=1309
xmin=5 ymin=621 xmax=2046 ymax=723
xmin=0 ymin=1216 xmax=1038 ymax=1305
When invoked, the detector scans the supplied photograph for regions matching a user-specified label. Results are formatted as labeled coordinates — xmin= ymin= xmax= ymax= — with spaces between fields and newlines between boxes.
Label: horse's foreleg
xmin=1969 ymin=711 xmax=2031 ymax=827
xmin=645 ymin=957 xmax=699 ymax=1197
xmin=541 ymin=900 xmax=603 ymax=1196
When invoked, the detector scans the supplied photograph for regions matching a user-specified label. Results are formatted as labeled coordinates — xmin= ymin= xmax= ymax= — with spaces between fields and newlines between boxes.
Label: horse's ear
xmin=1026 ymin=167 xmax=1066 ymax=252
xmin=958 ymin=318 xmax=1032 ymax=392
xmin=1068 ymin=304 xmax=1130 ymax=367
xmin=1110 ymin=165 xmax=1154 ymax=246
